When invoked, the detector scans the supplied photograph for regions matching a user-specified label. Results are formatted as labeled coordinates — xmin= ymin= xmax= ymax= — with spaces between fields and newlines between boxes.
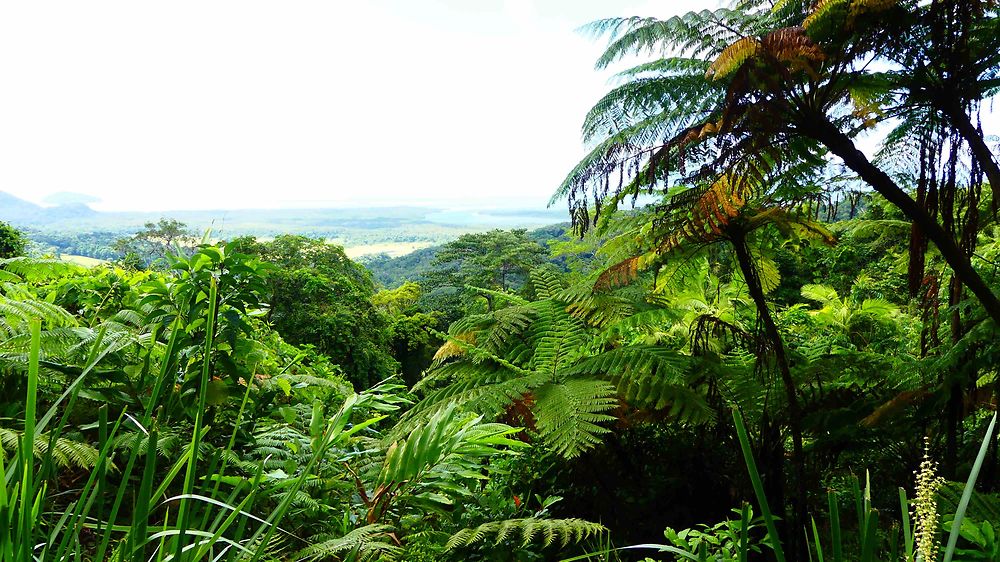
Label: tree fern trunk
xmin=730 ymin=230 xmax=807 ymax=559
xmin=942 ymin=103 xmax=1000 ymax=213
xmin=810 ymin=120 xmax=1000 ymax=325
xmin=907 ymin=177 xmax=929 ymax=298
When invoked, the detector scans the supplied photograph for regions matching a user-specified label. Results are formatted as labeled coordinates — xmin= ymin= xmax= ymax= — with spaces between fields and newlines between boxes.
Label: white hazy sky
xmin=0 ymin=0 xmax=719 ymax=212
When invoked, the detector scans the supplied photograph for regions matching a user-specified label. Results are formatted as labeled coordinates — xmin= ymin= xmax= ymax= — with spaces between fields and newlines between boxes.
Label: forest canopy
xmin=1 ymin=1 xmax=1000 ymax=561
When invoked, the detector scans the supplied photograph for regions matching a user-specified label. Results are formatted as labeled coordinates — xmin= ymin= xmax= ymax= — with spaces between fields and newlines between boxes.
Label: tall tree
xmin=231 ymin=235 xmax=397 ymax=389
xmin=114 ymin=218 xmax=197 ymax=266
xmin=424 ymin=229 xmax=547 ymax=312
xmin=557 ymin=2 xmax=1000 ymax=328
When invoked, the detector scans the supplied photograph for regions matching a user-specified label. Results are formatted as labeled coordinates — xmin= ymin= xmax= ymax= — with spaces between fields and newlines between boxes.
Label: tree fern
xmin=409 ymin=265 xmax=740 ymax=457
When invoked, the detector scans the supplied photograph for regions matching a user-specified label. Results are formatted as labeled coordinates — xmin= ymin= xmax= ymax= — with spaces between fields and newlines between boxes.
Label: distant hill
xmin=1 ymin=190 xmax=577 ymax=263
xmin=0 ymin=192 xmax=45 ymax=222
xmin=0 ymin=192 xmax=98 ymax=224
xmin=362 ymin=246 xmax=440 ymax=288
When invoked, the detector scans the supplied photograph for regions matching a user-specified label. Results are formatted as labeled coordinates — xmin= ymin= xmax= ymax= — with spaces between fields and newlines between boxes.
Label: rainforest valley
xmin=2 ymin=1 xmax=1000 ymax=561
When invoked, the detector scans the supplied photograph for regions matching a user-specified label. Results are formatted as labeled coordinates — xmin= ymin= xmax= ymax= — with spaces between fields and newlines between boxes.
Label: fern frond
xmin=296 ymin=525 xmax=400 ymax=562
xmin=532 ymin=379 xmax=618 ymax=458
xmin=562 ymin=288 xmax=639 ymax=329
xmin=403 ymin=368 xmax=547 ymax=432
xmin=526 ymin=301 xmax=587 ymax=376
xmin=706 ymin=36 xmax=762 ymax=80
xmin=0 ymin=296 xmax=78 ymax=329
xmin=0 ymin=427 xmax=102 ymax=469
xmin=587 ymin=10 xmax=749 ymax=70
xmin=529 ymin=269 xmax=566 ymax=300
xmin=0 ymin=257 xmax=85 ymax=282
xmin=446 ymin=518 xmax=606 ymax=550
xmin=566 ymin=346 xmax=713 ymax=423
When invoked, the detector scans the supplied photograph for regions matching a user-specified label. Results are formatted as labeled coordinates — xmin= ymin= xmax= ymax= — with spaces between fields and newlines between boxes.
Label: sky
xmin=0 ymin=0 xmax=718 ymax=212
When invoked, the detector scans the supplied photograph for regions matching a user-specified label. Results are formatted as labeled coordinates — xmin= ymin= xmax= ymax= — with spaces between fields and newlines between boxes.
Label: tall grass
xmin=561 ymin=409 xmax=998 ymax=562
xmin=0 ymin=283 xmax=376 ymax=561
xmin=731 ymin=409 xmax=999 ymax=562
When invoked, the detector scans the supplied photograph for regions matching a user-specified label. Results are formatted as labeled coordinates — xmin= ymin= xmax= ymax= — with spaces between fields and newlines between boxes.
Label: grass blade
xmin=732 ymin=408 xmax=786 ymax=562
xmin=828 ymin=490 xmax=842 ymax=562
xmin=943 ymin=412 xmax=998 ymax=562
xmin=899 ymin=488 xmax=912 ymax=562
xmin=18 ymin=318 xmax=41 ymax=562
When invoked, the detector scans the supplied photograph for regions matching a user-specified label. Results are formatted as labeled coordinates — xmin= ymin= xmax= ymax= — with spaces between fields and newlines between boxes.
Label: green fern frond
xmin=446 ymin=518 xmax=606 ymax=550
xmin=598 ymin=308 xmax=678 ymax=339
xmin=526 ymin=300 xmax=587 ymax=376
xmin=529 ymin=269 xmax=566 ymax=300
xmin=400 ymin=369 xmax=547 ymax=437
xmin=297 ymin=525 xmax=401 ymax=562
xmin=566 ymin=346 xmax=713 ymax=422
xmin=586 ymin=10 xmax=748 ymax=70
xmin=802 ymin=284 xmax=840 ymax=305
xmin=532 ymin=379 xmax=618 ymax=458
xmin=480 ymin=306 xmax=536 ymax=356
xmin=0 ymin=296 xmax=78 ymax=329
xmin=0 ymin=257 xmax=85 ymax=282
xmin=0 ymin=427 xmax=102 ymax=469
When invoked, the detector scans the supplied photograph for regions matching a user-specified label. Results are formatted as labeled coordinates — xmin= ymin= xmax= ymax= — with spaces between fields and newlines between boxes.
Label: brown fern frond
xmin=655 ymin=175 xmax=749 ymax=254
xmin=761 ymin=26 xmax=826 ymax=70
xmin=594 ymin=256 xmax=644 ymax=292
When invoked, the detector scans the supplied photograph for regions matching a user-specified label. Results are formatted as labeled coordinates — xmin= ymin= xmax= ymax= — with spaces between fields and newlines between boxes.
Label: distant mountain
xmin=2 ymin=189 xmax=579 ymax=264
xmin=0 ymin=191 xmax=97 ymax=225
xmin=43 ymin=203 xmax=98 ymax=220
xmin=43 ymin=192 xmax=101 ymax=206
xmin=0 ymin=192 xmax=44 ymax=222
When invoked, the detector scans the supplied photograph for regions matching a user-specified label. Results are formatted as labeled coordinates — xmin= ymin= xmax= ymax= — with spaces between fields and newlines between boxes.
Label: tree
xmin=0 ymin=221 xmax=27 ymax=259
xmin=373 ymin=282 xmax=444 ymax=386
xmin=424 ymin=229 xmax=547 ymax=313
xmin=557 ymin=3 xmax=1000 ymax=326
xmin=589 ymin=173 xmax=838 ymax=548
xmin=231 ymin=234 xmax=397 ymax=390
xmin=113 ymin=218 xmax=196 ymax=266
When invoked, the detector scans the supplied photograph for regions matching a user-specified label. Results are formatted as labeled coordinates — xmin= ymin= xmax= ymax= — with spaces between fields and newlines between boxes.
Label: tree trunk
xmin=942 ymin=103 xmax=1000 ymax=211
xmin=731 ymin=231 xmax=807 ymax=558
xmin=908 ymin=180 xmax=929 ymax=298
xmin=810 ymin=120 xmax=1000 ymax=325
